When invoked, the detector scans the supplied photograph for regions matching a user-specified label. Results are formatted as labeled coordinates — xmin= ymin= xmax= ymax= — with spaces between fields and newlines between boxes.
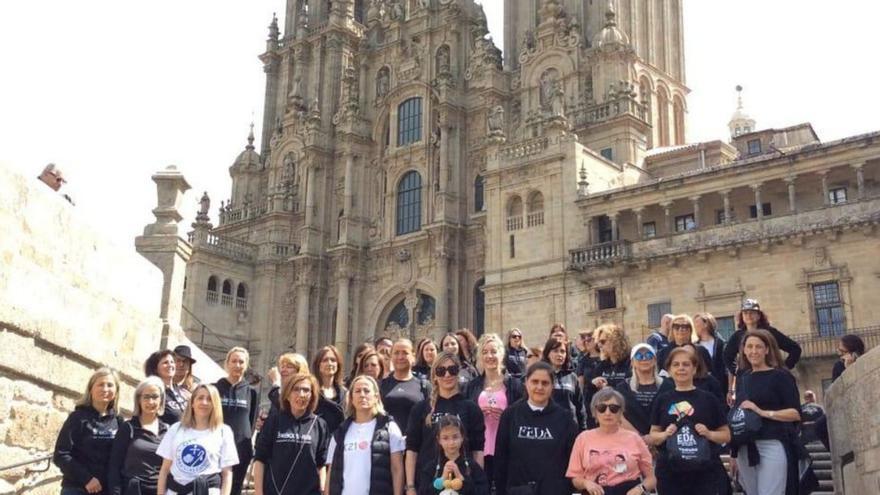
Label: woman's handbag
xmin=728 ymin=373 xmax=763 ymax=444
xmin=665 ymin=420 xmax=713 ymax=472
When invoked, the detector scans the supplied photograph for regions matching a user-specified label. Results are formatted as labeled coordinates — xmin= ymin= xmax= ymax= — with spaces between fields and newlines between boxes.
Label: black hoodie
xmin=315 ymin=386 xmax=347 ymax=435
xmin=493 ymin=399 xmax=577 ymax=495
xmin=549 ymin=369 xmax=586 ymax=431
xmin=106 ymin=416 xmax=169 ymax=495
xmin=53 ymin=405 xmax=124 ymax=491
xmin=215 ymin=378 xmax=259 ymax=445
xmin=417 ymin=455 xmax=489 ymax=495
xmin=254 ymin=411 xmax=331 ymax=495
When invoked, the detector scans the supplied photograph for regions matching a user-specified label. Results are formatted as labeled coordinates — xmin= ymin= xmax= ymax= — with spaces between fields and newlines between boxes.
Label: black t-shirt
xmin=635 ymin=382 xmax=659 ymax=410
xmin=576 ymin=355 xmax=601 ymax=378
xmin=253 ymin=412 xmax=330 ymax=495
xmin=651 ymin=388 xmax=727 ymax=470
xmin=801 ymin=403 xmax=824 ymax=423
xmin=380 ymin=375 xmax=431 ymax=434
xmin=734 ymin=369 xmax=800 ymax=442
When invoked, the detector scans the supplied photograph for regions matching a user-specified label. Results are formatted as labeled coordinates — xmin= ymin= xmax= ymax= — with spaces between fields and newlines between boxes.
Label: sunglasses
xmin=596 ymin=403 xmax=622 ymax=414
xmin=511 ymin=334 xmax=522 ymax=340
xmin=672 ymin=324 xmax=692 ymax=331
xmin=633 ymin=351 xmax=655 ymax=361
xmin=435 ymin=365 xmax=460 ymax=378
xmin=597 ymin=339 xmax=607 ymax=346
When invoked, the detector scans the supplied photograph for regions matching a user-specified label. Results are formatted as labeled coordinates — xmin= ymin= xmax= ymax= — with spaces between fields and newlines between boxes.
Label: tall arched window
xmin=474 ymin=175 xmax=485 ymax=212
xmin=657 ymin=87 xmax=670 ymax=147
xmin=526 ymin=191 xmax=544 ymax=227
xmin=236 ymin=283 xmax=248 ymax=310
xmin=221 ymin=279 xmax=233 ymax=306
xmin=206 ymin=276 xmax=218 ymax=304
xmin=673 ymin=96 xmax=686 ymax=145
xmin=473 ymin=278 xmax=485 ymax=337
xmin=396 ymin=171 xmax=422 ymax=235
xmin=397 ymin=97 xmax=423 ymax=146
xmin=506 ymin=195 xmax=523 ymax=231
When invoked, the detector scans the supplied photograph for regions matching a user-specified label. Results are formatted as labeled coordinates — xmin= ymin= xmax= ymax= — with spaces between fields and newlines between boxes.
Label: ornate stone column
xmin=720 ymin=189 xmax=731 ymax=224
xmin=660 ymin=201 xmax=673 ymax=235
xmin=633 ymin=207 xmax=645 ymax=239
xmin=586 ymin=217 xmax=594 ymax=245
xmin=690 ymin=196 xmax=701 ymax=229
xmin=334 ymin=275 xmax=350 ymax=355
xmin=751 ymin=183 xmax=763 ymax=220
xmin=305 ymin=165 xmax=318 ymax=224
xmin=785 ymin=176 xmax=797 ymax=213
xmin=609 ymin=212 xmax=619 ymax=242
xmin=853 ymin=162 xmax=866 ymax=200
xmin=435 ymin=248 xmax=449 ymax=334
xmin=295 ymin=281 xmax=311 ymax=354
xmin=819 ymin=170 xmax=830 ymax=206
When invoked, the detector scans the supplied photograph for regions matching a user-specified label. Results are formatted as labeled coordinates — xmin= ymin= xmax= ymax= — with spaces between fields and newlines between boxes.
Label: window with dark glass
xmin=813 ymin=282 xmax=845 ymax=337
xmin=598 ymin=288 xmax=617 ymax=310
xmin=749 ymin=203 xmax=772 ymax=218
xmin=716 ymin=316 xmax=736 ymax=340
xmin=747 ymin=139 xmax=762 ymax=155
xmin=647 ymin=301 xmax=671 ymax=328
xmin=397 ymin=97 xmax=423 ymax=146
xmin=829 ymin=187 xmax=847 ymax=205
xmin=474 ymin=175 xmax=485 ymax=212
xmin=474 ymin=278 xmax=485 ymax=337
xmin=598 ymin=215 xmax=613 ymax=243
xmin=354 ymin=0 xmax=365 ymax=23
xmin=509 ymin=234 xmax=515 ymax=258
xmin=600 ymin=148 xmax=614 ymax=161
xmin=675 ymin=214 xmax=695 ymax=232
xmin=396 ymin=171 xmax=422 ymax=235
xmin=643 ymin=221 xmax=656 ymax=238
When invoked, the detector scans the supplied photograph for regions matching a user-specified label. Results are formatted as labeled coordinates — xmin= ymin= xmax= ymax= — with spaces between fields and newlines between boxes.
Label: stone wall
xmin=827 ymin=346 xmax=880 ymax=494
xmin=0 ymin=164 xmax=165 ymax=494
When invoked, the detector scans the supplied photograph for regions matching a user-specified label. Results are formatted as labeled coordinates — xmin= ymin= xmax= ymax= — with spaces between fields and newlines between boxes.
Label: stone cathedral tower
xmin=180 ymin=0 xmax=690 ymax=368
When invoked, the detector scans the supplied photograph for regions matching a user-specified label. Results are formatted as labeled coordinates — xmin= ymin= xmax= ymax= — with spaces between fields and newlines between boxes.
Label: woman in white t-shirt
xmin=325 ymin=375 xmax=405 ymax=495
xmin=157 ymin=384 xmax=239 ymax=495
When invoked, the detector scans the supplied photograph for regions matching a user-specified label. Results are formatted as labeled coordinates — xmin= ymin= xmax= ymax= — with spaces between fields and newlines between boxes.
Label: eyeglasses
xmin=435 ymin=365 xmax=460 ymax=378
xmin=292 ymin=386 xmax=312 ymax=395
xmin=511 ymin=335 xmax=522 ymax=340
xmin=141 ymin=393 xmax=161 ymax=400
xmin=633 ymin=351 xmax=655 ymax=361
xmin=595 ymin=403 xmax=622 ymax=414
xmin=671 ymin=324 xmax=692 ymax=331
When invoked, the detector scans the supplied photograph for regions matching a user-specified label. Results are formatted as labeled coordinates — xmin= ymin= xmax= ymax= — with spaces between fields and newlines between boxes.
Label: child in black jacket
xmin=417 ymin=415 xmax=489 ymax=495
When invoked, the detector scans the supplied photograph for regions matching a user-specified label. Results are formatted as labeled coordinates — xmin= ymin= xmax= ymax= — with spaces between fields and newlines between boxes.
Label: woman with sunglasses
xmin=567 ymin=388 xmax=656 ymax=495
xmin=495 ymin=361 xmax=578 ymax=495
xmin=649 ymin=348 xmax=730 ymax=495
xmin=656 ymin=315 xmax=713 ymax=377
xmin=439 ymin=333 xmax=478 ymax=386
xmin=504 ymin=329 xmax=528 ymax=380
xmin=575 ymin=329 xmax=601 ymax=390
xmin=404 ymin=353 xmax=485 ymax=495
xmin=614 ymin=344 xmax=672 ymax=438
xmin=541 ymin=337 xmax=586 ymax=430
xmin=583 ymin=324 xmax=632 ymax=428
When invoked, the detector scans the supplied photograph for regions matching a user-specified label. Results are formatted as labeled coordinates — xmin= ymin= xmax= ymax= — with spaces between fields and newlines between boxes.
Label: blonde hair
xmin=670 ymin=314 xmax=698 ymax=345
xmin=345 ymin=375 xmax=387 ymax=418
xmin=78 ymin=367 xmax=121 ymax=411
xmin=476 ymin=333 xmax=506 ymax=374
xmin=595 ymin=324 xmax=630 ymax=363
xmin=225 ymin=346 xmax=250 ymax=365
xmin=180 ymin=384 xmax=224 ymax=430
xmin=280 ymin=373 xmax=320 ymax=415
xmin=133 ymin=376 xmax=166 ymax=417
xmin=278 ymin=352 xmax=310 ymax=374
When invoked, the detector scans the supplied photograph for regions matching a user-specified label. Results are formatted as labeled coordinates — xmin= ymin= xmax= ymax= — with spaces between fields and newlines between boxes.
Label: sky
xmin=1 ymin=1 xmax=878 ymax=249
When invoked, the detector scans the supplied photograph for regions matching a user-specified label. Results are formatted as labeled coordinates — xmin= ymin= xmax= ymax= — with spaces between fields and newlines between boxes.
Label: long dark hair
xmin=313 ymin=345 xmax=344 ymax=388
xmin=415 ymin=337 xmax=436 ymax=369
xmin=736 ymin=329 xmax=786 ymax=371
xmin=433 ymin=415 xmax=472 ymax=477
xmin=347 ymin=343 xmax=374 ymax=385
xmin=440 ymin=333 xmax=469 ymax=364
xmin=736 ymin=309 xmax=771 ymax=331
xmin=540 ymin=337 xmax=571 ymax=371
xmin=840 ymin=334 xmax=866 ymax=355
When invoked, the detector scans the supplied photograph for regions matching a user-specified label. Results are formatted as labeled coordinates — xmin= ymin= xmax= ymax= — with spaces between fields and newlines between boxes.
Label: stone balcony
xmin=570 ymin=196 xmax=880 ymax=269
xmin=188 ymin=231 xmax=257 ymax=262
xmin=790 ymin=325 xmax=880 ymax=359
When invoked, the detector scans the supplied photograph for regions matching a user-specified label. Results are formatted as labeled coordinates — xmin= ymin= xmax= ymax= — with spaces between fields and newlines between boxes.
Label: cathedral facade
xmin=179 ymin=0 xmax=879 ymax=395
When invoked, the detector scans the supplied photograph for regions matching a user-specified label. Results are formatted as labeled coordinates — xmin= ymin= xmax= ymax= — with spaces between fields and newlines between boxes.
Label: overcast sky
xmin=1 ymin=1 xmax=878 ymax=248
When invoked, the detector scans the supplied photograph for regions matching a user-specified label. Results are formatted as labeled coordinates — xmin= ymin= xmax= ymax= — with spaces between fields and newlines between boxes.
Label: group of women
xmin=53 ymin=299 xmax=863 ymax=495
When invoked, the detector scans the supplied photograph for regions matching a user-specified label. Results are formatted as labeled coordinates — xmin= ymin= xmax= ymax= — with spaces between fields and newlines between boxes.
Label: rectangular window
xmin=747 ymin=139 xmax=762 ymax=155
xmin=675 ymin=214 xmax=696 ymax=232
xmin=598 ymin=215 xmax=613 ymax=243
xmin=600 ymin=148 xmax=614 ymax=161
xmin=813 ymin=282 xmax=845 ymax=337
xmin=647 ymin=302 xmax=671 ymax=328
xmin=749 ymin=203 xmax=772 ymax=218
xmin=642 ymin=221 xmax=656 ymax=238
xmin=509 ymin=234 xmax=515 ymax=258
xmin=716 ymin=316 xmax=736 ymax=341
xmin=715 ymin=209 xmax=730 ymax=225
xmin=397 ymin=97 xmax=423 ymax=146
xmin=597 ymin=288 xmax=617 ymax=310
xmin=829 ymin=187 xmax=847 ymax=205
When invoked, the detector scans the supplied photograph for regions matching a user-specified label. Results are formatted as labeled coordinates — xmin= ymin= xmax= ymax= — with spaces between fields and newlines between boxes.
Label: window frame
xmin=829 ymin=187 xmax=847 ymax=205
xmin=397 ymin=97 xmax=423 ymax=147
xmin=747 ymin=139 xmax=762 ymax=155
xmin=749 ymin=203 xmax=772 ymax=218
xmin=674 ymin=214 xmax=696 ymax=232
xmin=597 ymin=288 xmax=617 ymax=311
xmin=812 ymin=281 xmax=846 ymax=337
xmin=395 ymin=170 xmax=422 ymax=236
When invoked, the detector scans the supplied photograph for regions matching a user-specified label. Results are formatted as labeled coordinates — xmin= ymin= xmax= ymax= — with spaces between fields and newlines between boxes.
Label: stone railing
xmin=789 ymin=325 xmax=880 ymax=359
xmin=506 ymin=216 xmax=523 ymax=231
xmin=258 ymin=242 xmax=301 ymax=261
xmin=630 ymin=197 xmax=880 ymax=261
xmin=188 ymin=231 xmax=257 ymax=262
xmin=527 ymin=211 xmax=545 ymax=227
xmin=570 ymin=240 xmax=632 ymax=268
xmin=499 ymin=136 xmax=549 ymax=160
xmin=218 ymin=200 xmax=269 ymax=226
xmin=572 ymin=96 xmax=647 ymax=127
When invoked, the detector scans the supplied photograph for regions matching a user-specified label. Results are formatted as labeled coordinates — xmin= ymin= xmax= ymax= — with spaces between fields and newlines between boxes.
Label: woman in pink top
xmin=567 ymin=388 xmax=656 ymax=495
xmin=463 ymin=333 xmax=524 ymax=491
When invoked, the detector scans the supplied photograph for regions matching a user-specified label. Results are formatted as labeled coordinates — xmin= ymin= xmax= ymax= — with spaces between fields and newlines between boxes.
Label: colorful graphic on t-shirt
xmin=587 ymin=449 xmax=630 ymax=484
xmin=667 ymin=400 xmax=695 ymax=420
xmin=177 ymin=441 xmax=208 ymax=475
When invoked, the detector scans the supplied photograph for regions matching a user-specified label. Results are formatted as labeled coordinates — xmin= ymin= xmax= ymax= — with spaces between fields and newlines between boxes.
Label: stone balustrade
xmin=570 ymin=240 xmax=632 ymax=267
xmin=499 ymin=136 xmax=549 ymax=160
xmin=188 ymin=231 xmax=258 ymax=262
xmin=789 ymin=326 xmax=880 ymax=359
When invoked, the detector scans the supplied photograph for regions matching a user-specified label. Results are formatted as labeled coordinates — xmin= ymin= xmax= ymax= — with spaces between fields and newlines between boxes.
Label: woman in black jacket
xmin=327 ymin=375 xmax=404 ymax=495
xmin=541 ymin=337 xmax=586 ymax=430
xmin=107 ymin=376 xmax=168 ymax=495
xmin=614 ymin=344 xmax=672 ymax=437
xmin=313 ymin=345 xmax=347 ymax=435
xmin=583 ymin=324 xmax=632 ymax=428
xmin=144 ymin=350 xmax=187 ymax=426
xmin=656 ymin=315 xmax=713 ymax=378
xmin=495 ymin=362 xmax=578 ymax=495
xmin=504 ymin=328 xmax=528 ymax=380
xmin=54 ymin=368 xmax=124 ymax=495
xmin=216 ymin=347 xmax=259 ymax=495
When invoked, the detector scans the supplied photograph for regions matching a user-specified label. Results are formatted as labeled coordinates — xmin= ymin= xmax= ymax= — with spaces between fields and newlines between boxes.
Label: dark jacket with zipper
xmin=106 ymin=417 xmax=168 ymax=495
xmin=493 ymin=400 xmax=577 ymax=495
xmin=463 ymin=373 xmax=524 ymax=408
xmin=53 ymin=405 xmax=124 ymax=491
xmin=550 ymin=368 xmax=586 ymax=430
xmin=328 ymin=415 xmax=395 ymax=495
xmin=315 ymin=386 xmax=347 ymax=435
xmin=215 ymin=378 xmax=259 ymax=459
xmin=505 ymin=346 xmax=528 ymax=379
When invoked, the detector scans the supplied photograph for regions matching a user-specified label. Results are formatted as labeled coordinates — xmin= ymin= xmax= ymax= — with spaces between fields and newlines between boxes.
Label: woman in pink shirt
xmin=463 ymin=333 xmax=523 ymax=492
xmin=567 ymin=388 xmax=656 ymax=495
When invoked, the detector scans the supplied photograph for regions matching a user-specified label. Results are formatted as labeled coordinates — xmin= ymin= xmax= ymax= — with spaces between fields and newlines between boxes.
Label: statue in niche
xmin=283 ymin=153 xmax=296 ymax=182
xmin=376 ymin=67 xmax=390 ymax=98
xmin=289 ymin=76 xmax=303 ymax=102
xmin=539 ymin=69 xmax=559 ymax=110
xmin=436 ymin=45 xmax=451 ymax=74
xmin=551 ymin=84 xmax=566 ymax=118
xmin=487 ymin=105 xmax=504 ymax=134
xmin=390 ymin=0 xmax=405 ymax=20
xmin=521 ymin=29 xmax=536 ymax=52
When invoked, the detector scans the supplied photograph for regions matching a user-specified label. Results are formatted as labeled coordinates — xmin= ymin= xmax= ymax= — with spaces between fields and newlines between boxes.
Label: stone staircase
xmin=722 ymin=441 xmax=833 ymax=494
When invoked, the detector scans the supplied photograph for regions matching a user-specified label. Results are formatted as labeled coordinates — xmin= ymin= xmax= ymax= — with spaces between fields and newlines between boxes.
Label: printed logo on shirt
xmin=516 ymin=426 xmax=554 ymax=440
xmin=220 ymin=398 xmax=249 ymax=408
xmin=86 ymin=424 xmax=119 ymax=439
xmin=344 ymin=440 xmax=371 ymax=452
xmin=587 ymin=450 xmax=630 ymax=484
xmin=176 ymin=441 xmax=209 ymax=475
xmin=430 ymin=412 xmax=461 ymax=425
xmin=675 ymin=425 xmax=698 ymax=448
xmin=667 ymin=401 xmax=695 ymax=420
xmin=277 ymin=431 xmax=313 ymax=443
xmin=554 ymin=380 xmax=576 ymax=392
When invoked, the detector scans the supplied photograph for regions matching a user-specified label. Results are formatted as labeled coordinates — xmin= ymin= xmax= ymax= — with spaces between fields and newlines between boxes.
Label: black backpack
xmin=728 ymin=373 xmax=763 ymax=444
xmin=665 ymin=419 xmax=713 ymax=472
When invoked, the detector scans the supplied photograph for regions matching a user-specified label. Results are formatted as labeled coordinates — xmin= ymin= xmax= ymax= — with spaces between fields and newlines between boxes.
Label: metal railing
xmin=0 ymin=454 xmax=52 ymax=474
xmin=789 ymin=325 xmax=880 ymax=359
xmin=569 ymin=240 xmax=632 ymax=267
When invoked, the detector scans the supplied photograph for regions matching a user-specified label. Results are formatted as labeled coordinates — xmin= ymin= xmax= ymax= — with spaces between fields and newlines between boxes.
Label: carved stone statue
xmin=436 ymin=45 xmax=451 ymax=74
xmin=540 ymin=71 xmax=557 ymax=110
xmin=283 ymin=153 xmax=296 ymax=181
xmin=376 ymin=67 xmax=390 ymax=98
xmin=290 ymin=76 xmax=302 ymax=101
xmin=551 ymin=85 xmax=566 ymax=118
xmin=197 ymin=191 xmax=211 ymax=219
xmin=487 ymin=105 xmax=504 ymax=134
xmin=390 ymin=0 xmax=405 ymax=20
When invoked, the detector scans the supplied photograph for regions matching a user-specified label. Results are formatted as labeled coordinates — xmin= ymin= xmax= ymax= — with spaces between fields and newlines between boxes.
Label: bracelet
xmin=405 ymin=485 xmax=416 ymax=491
xmin=640 ymin=483 xmax=648 ymax=494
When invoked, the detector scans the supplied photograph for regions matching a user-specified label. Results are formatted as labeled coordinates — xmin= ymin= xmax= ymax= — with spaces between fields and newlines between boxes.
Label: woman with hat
xmin=614 ymin=343 xmax=672 ymax=437
xmin=722 ymin=299 xmax=802 ymax=404
xmin=172 ymin=345 xmax=198 ymax=398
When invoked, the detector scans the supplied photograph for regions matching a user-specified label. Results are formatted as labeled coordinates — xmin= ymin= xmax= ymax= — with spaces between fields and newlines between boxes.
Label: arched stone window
xmin=221 ymin=279 xmax=233 ymax=306
xmin=526 ymin=191 xmax=544 ymax=227
xmin=657 ymin=86 xmax=670 ymax=147
xmin=236 ymin=283 xmax=248 ymax=310
xmin=673 ymin=95 xmax=686 ymax=145
xmin=206 ymin=276 xmax=218 ymax=304
xmin=384 ymin=293 xmax=436 ymax=337
xmin=506 ymin=195 xmax=523 ymax=231
xmin=473 ymin=278 xmax=485 ymax=337
xmin=397 ymin=97 xmax=423 ymax=146
xmin=474 ymin=175 xmax=485 ymax=212
xmin=396 ymin=171 xmax=422 ymax=235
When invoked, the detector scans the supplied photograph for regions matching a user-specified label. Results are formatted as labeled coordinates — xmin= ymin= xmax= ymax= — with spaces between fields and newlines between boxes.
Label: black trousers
xmin=657 ymin=466 xmax=722 ymax=495
xmin=230 ymin=440 xmax=253 ymax=495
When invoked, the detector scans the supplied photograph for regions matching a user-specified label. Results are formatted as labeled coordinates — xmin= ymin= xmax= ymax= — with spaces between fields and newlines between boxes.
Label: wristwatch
xmin=639 ymin=483 xmax=648 ymax=494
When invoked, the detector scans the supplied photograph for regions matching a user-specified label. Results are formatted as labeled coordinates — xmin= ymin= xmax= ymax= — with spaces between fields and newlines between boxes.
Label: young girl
xmin=157 ymin=384 xmax=238 ymax=495
xmin=417 ymin=416 xmax=489 ymax=495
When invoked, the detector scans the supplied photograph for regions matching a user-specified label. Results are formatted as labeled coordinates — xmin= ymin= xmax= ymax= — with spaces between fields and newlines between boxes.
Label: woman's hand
xmin=583 ymin=479 xmax=605 ymax=495
xmin=664 ymin=423 xmax=678 ymax=439
xmin=739 ymin=400 xmax=761 ymax=414
xmin=843 ymin=352 xmax=857 ymax=368
xmin=267 ymin=367 xmax=280 ymax=386
xmin=84 ymin=478 xmax=102 ymax=494
xmin=726 ymin=390 xmax=735 ymax=408
xmin=694 ymin=423 xmax=709 ymax=437
xmin=591 ymin=377 xmax=608 ymax=389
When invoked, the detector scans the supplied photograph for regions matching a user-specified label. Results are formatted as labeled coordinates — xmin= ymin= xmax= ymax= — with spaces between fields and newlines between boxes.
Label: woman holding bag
xmin=649 ymin=348 xmax=730 ymax=495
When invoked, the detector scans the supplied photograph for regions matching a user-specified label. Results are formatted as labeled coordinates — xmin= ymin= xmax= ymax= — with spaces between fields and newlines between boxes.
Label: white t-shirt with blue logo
xmin=157 ymin=423 xmax=239 ymax=491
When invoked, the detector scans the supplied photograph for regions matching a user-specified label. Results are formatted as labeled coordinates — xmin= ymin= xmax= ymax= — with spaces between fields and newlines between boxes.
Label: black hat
xmin=741 ymin=299 xmax=761 ymax=312
xmin=173 ymin=345 xmax=197 ymax=363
